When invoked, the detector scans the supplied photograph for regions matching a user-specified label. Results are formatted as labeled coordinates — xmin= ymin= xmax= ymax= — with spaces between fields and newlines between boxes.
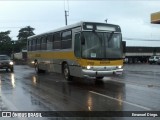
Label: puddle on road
xmin=147 ymin=84 xmax=160 ymax=88
xmin=148 ymin=85 xmax=154 ymax=87
xmin=0 ymin=97 xmax=8 ymax=110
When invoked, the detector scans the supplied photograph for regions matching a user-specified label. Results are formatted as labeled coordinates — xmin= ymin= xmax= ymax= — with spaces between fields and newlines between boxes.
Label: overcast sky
xmin=0 ymin=0 xmax=160 ymax=46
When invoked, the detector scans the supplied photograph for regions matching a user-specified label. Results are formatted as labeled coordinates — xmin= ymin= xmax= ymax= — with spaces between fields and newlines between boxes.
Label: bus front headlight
xmin=87 ymin=66 xmax=91 ymax=70
xmin=31 ymin=61 xmax=35 ymax=64
xmin=117 ymin=65 xmax=122 ymax=69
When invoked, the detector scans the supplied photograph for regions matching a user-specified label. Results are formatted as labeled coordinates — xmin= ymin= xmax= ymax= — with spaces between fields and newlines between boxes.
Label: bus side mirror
xmin=81 ymin=35 xmax=85 ymax=45
xmin=122 ymin=41 xmax=126 ymax=53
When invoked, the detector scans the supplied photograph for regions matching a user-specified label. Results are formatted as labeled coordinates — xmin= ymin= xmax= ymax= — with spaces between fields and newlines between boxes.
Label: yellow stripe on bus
xmin=28 ymin=51 xmax=123 ymax=66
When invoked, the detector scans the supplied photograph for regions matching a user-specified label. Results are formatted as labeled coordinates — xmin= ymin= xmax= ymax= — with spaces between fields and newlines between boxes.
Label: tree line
xmin=0 ymin=26 xmax=35 ymax=55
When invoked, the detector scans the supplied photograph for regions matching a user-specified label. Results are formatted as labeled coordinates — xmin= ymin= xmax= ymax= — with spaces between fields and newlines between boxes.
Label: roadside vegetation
xmin=0 ymin=26 xmax=35 ymax=55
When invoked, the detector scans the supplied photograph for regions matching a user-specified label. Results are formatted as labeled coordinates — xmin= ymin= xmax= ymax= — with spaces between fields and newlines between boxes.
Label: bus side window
xmin=74 ymin=33 xmax=81 ymax=58
xmin=28 ymin=40 xmax=31 ymax=51
xmin=36 ymin=37 xmax=41 ymax=50
xmin=53 ymin=32 xmax=61 ymax=49
xmin=47 ymin=34 xmax=53 ymax=50
xmin=62 ymin=31 xmax=72 ymax=49
xmin=32 ymin=39 xmax=36 ymax=51
xmin=31 ymin=40 xmax=33 ymax=51
xmin=41 ymin=36 xmax=47 ymax=50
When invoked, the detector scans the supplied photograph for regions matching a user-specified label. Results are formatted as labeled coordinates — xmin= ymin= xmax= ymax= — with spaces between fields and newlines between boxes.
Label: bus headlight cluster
xmin=87 ymin=66 xmax=91 ymax=70
xmin=82 ymin=66 xmax=92 ymax=70
xmin=31 ymin=61 xmax=35 ymax=64
xmin=9 ymin=61 xmax=14 ymax=65
xmin=117 ymin=65 xmax=122 ymax=69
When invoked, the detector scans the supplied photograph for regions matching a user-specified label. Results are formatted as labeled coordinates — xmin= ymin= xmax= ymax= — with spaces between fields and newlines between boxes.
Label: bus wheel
xmin=35 ymin=64 xmax=44 ymax=73
xmin=35 ymin=65 xmax=39 ymax=73
xmin=63 ymin=64 xmax=72 ymax=81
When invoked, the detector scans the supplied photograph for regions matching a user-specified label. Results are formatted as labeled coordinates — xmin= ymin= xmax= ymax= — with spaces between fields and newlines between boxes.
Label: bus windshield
xmin=82 ymin=31 xmax=123 ymax=59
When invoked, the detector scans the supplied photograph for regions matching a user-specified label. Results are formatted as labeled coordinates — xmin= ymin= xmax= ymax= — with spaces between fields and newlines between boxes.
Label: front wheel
xmin=35 ymin=64 xmax=44 ymax=73
xmin=63 ymin=63 xmax=72 ymax=81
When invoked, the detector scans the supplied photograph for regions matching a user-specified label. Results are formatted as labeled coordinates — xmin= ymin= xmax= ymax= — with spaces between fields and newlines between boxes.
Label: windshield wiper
xmin=108 ymin=31 xmax=114 ymax=41
xmin=92 ymin=31 xmax=103 ymax=43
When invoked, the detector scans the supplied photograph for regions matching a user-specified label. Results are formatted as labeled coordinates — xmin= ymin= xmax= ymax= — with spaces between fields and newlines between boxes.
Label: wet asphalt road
xmin=0 ymin=64 xmax=160 ymax=120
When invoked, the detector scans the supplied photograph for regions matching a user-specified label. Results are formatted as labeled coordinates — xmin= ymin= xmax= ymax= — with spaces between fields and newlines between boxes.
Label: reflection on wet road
xmin=0 ymin=64 xmax=160 ymax=120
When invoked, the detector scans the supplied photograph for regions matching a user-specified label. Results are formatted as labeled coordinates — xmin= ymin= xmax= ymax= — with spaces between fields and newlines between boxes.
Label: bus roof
xmin=28 ymin=21 xmax=120 ymax=39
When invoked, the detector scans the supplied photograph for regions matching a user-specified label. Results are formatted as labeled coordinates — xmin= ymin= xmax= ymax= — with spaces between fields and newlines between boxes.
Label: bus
xmin=27 ymin=21 xmax=124 ymax=80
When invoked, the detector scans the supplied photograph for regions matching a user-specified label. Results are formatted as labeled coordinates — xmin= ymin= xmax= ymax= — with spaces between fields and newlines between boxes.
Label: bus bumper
xmin=82 ymin=69 xmax=123 ymax=77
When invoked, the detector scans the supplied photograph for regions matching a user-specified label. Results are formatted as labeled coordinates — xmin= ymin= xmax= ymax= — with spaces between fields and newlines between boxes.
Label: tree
xmin=17 ymin=26 xmax=35 ymax=40
xmin=0 ymin=30 xmax=11 ymax=43
xmin=0 ymin=30 xmax=13 ymax=55
xmin=17 ymin=26 xmax=35 ymax=49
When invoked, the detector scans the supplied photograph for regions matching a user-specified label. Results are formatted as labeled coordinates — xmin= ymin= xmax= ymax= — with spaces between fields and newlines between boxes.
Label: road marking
xmin=103 ymin=77 xmax=160 ymax=88
xmin=89 ymin=91 xmax=151 ymax=110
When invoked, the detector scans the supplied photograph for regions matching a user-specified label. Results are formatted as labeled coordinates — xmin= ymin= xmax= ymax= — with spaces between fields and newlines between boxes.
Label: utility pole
xmin=64 ymin=0 xmax=69 ymax=25
xmin=65 ymin=10 xmax=69 ymax=25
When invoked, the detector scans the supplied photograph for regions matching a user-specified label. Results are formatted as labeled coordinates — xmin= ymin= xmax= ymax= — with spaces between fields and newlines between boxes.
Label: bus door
xmin=70 ymin=31 xmax=83 ymax=77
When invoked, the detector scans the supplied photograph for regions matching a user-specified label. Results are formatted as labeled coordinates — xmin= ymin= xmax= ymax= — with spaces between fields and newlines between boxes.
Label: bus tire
xmin=63 ymin=63 xmax=72 ymax=81
xmin=35 ymin=64 xmax=44 ymax=73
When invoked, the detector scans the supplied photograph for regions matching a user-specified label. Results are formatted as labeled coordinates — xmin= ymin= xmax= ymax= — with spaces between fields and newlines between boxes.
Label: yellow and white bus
xmin=27 ymin=21 xmax=124 ymax=80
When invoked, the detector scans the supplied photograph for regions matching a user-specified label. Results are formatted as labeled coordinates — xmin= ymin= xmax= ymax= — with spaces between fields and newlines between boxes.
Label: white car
xmin=148 ymin=56 xmax=160 ymax=64
xmin=0 ymin=55 xmax=14 ymax=72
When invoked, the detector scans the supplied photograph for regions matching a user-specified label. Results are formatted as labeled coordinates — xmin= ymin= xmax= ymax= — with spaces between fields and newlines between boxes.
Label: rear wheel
xmin=63 ymin=63 xmax=72 ymax=81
